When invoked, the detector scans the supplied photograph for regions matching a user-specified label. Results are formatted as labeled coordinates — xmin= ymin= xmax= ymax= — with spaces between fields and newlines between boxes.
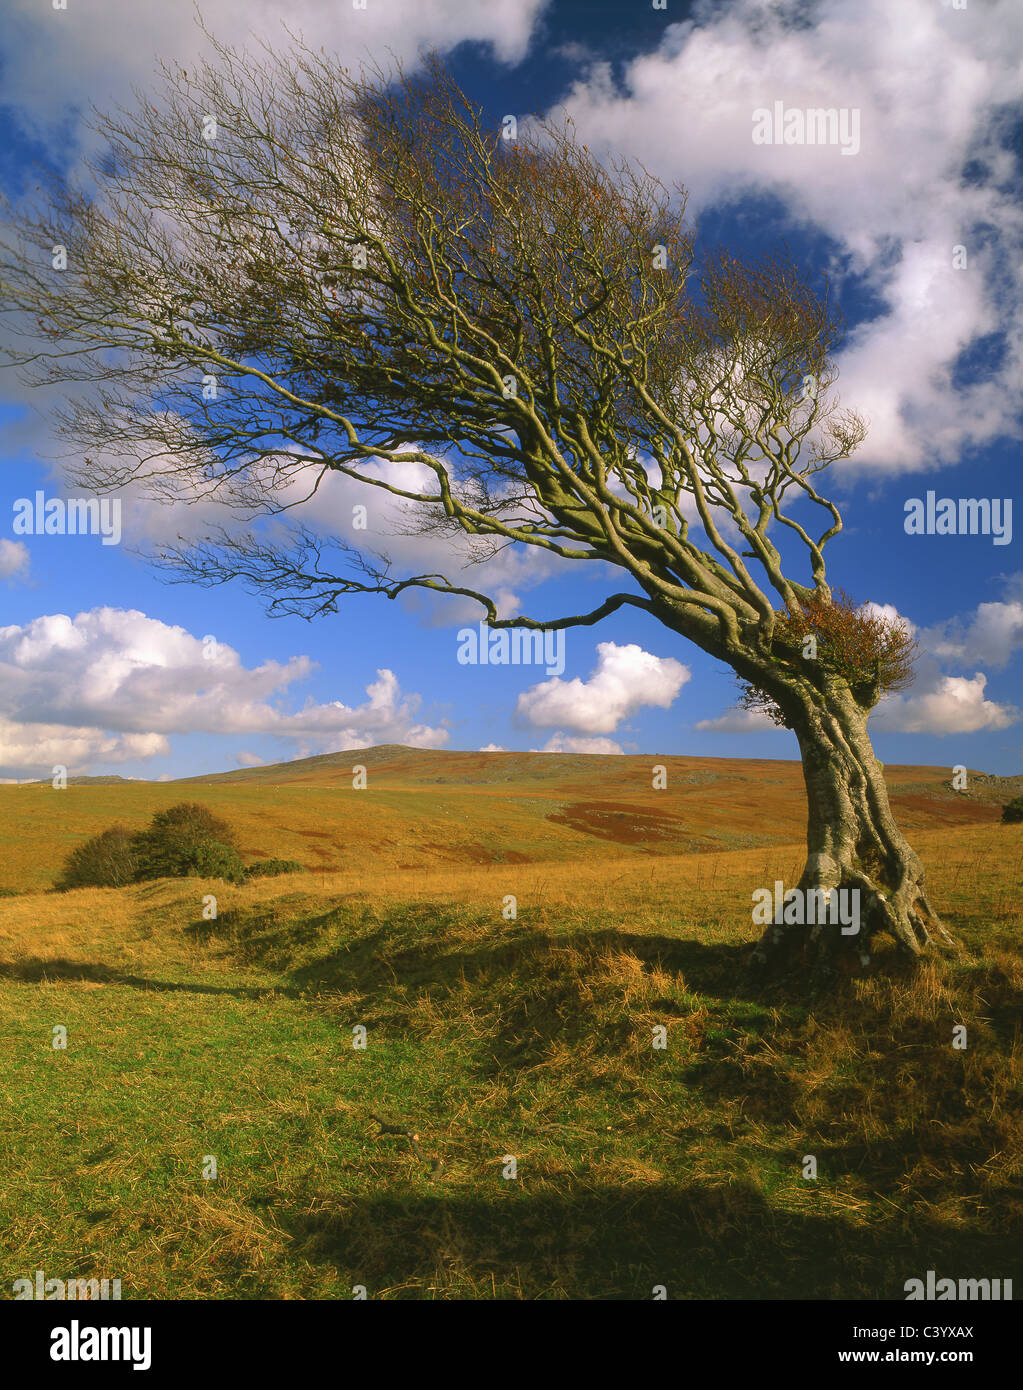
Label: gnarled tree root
xmin=749 ymin=862 xmax=956 ymax=992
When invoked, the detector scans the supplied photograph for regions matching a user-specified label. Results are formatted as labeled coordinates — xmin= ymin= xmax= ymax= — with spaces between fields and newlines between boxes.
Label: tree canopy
xmin=1 ymin=38 xmax=878 ymax=696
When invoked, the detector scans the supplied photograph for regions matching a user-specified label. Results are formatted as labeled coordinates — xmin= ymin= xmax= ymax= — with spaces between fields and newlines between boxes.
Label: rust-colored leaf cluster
xmin=740 ymin=589 xmax=918 ymax=723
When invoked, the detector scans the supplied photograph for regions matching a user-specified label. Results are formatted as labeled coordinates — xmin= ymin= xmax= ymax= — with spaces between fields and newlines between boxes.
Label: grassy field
xmin=0 ymin=749 xmax=1021 ymax=1299
xmin=0 ymin=746 xmax=1003 ymax=894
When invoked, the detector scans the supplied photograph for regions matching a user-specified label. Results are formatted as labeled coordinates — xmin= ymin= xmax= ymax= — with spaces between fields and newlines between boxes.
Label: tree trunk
xmin=751 ymin=683 xmax=954 ymax=985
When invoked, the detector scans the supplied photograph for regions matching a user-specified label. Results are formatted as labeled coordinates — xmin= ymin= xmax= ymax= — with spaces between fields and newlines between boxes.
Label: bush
xmin=131 ymin=802 xmax=237 ymax=880
xmin=53 ymin=803 xmax=243 ymax=889
xmin=57 ymin=825 xmax=139 ymax=890
xmin=245 ymin=858 xmax=305 ymax=879
xmin=1001 ymin=796 xmax=1023 ymax=824
xmin=182 ymin=838 xmax=247 ymax=883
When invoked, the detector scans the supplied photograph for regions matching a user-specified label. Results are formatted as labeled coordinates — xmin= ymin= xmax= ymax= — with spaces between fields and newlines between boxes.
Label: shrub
xmin=245 ymin=858 xmax=305 ymax=879
xmin=1001 ymin=796 xmax=1023 ymax=825
xmin=56 ymin=825 xmax=139 ymax=890
xmin=183 ymin=838 xmax=247 ymax=883
xmin=131 ymin=802 xmax=236 ymax=880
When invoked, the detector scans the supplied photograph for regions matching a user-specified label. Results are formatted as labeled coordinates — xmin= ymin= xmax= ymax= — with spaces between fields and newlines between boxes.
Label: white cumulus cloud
xmin=695 ymin=708 xmax=779 ymax=734
xmin=0 ymin=607 xmax=447 ymax=777
xmin=515 ymin=641 xmax=690 ymax=733
xmin=2 ymin=0 xmax=548 ymax=155
xmin=919 ymin=594 xmax=1023 ymax=670
xmin=556 ymin=0 xmax=1023 ymax=472
xmin=534 ymin=734 xmax=624 ymax=755
xmin=0 ymin=540 xmax=29 ymax=580
xmin=872 ymin=672 xmax=1017 ymax=734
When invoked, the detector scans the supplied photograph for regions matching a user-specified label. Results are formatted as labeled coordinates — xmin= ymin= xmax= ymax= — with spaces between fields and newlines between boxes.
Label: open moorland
xmin=0 ymin=748 xmax=1020 ymax=1299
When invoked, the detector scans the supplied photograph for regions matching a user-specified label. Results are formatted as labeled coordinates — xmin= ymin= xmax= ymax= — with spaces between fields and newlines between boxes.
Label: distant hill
xmin=1 ymin=746 xmax=1011 ymax=895
xmin=180 ymin=742 xmax=739 ymax=787
xmin=178 ymin=743 xmax=1019 ymax=794
xmin=20 ymin=774 xmax=136 ymax=787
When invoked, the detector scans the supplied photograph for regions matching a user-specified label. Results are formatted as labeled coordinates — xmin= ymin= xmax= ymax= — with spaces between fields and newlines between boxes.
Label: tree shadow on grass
xmin=184 ymin=906 xmax=347 ymax=968
xmin=278 ymin=923 xmax=752 ymax=1066
xmin=286 ymin=920 xmax=755 ymax=999
xmin=282 ymin=911 xmax=1020 ymax=1035
xmin=271 ymin=1178 xmax=1022 ymax=1300
xmin=0 ymin=956 xmax=296 ymax=1000
xmin=279 ymin=920 xmax=1023 ymax=1202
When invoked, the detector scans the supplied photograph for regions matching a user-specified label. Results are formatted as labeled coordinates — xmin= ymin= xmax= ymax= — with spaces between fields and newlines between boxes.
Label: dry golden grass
xmin=0 ymin=759 xmax=1019 ymax=1299
xmin=0 ymin=749 xmax=1002 ymax=893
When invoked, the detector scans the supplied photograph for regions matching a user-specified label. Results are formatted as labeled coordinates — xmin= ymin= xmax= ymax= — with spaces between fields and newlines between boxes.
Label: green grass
xmin=2 ymin=828 xmax=1021 ymax=1299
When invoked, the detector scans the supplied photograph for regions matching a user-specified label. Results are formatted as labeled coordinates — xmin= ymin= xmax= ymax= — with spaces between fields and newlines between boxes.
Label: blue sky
xmin=1 ymin=0 xmax=1021 ymax=779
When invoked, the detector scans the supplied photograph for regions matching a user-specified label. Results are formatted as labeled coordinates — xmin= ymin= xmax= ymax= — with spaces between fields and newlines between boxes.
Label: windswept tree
xmin=0 ymin=36 xmax=953 ymax=981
